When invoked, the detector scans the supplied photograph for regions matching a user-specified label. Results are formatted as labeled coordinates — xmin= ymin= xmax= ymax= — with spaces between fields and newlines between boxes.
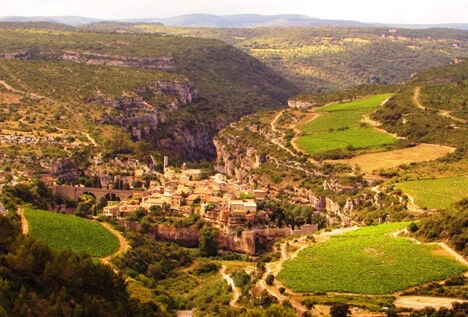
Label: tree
xmin=149 ymin=205 xmax=163 ymax=217
xmin=294 ymin=216 xmax=306 ymax=228
xmin=75 ymin=194 xmax=96 ymax=218
xmin=266 ymin=274 xmax=275 ymax=286
xmin=235 ymin=226 xmax=244 ymax=237
xmin=140 ymin=220 xmax=151 ymax=234
xmin=330 ymin=303 xmax=350 ymax=317
xmin=198 ymin=226 xmax=219 ymax=257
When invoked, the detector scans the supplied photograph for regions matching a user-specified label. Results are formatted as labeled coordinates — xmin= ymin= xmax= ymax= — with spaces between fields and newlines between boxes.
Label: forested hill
xmin=0 ymin=25 xmax=298 ymax=162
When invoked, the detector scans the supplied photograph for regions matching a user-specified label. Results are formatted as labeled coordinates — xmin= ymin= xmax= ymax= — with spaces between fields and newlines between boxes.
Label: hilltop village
xmin=103 ymin=163 xmax=266 ymax=230
xmin=96 ymin=159 xmax=318 ymax=254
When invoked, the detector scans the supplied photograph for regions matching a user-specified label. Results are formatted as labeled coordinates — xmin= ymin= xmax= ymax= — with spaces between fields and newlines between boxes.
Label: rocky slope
xmin=0 ymin=26 xmax=299 ymax=163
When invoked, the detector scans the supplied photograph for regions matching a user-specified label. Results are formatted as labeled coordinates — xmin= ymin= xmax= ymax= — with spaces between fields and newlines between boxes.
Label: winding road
xmin=220 ymin=265 xmax=242 ymax=308
xmin=100 ymin=222 xmax=130 ymax=267
xmin=413 ymin=86 xmax=467 ymax=123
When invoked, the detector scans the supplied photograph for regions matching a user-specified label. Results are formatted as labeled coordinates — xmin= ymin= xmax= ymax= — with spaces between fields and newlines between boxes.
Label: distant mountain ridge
xmin=1 ymin=14 xmax=467 ymax=30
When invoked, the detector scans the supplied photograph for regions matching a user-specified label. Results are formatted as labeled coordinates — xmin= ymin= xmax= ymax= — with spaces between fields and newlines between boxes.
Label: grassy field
xmin=296 ymin=128 xmax=396 ymax=155
xmin=298 ymin=108 xmax=370 ymax=133
xmin=318 ymin=94 xmax=392 ymax=112
xmin=278 ymin=223 xmax=467 ymax=294
xmin=24 ymin=208 xmax=119 ymax=258
xmin=396 ymin=176 xmax=468 ymax=210
xmin=296 ymin=94 xmax=397 ymax=155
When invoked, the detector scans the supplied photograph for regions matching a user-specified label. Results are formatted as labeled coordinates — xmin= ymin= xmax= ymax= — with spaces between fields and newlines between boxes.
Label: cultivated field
xmin=296 ymin=128 xmax=396 ymax=155
xmin=318 ymin=94 xmax=393 ymax=112
xmin=24 ymin=208 xmax=119 ymax=258
xmin=278 ymin=223 xmax=467 ymax=294
xmin=295 ymin=94 xmax=396 ymax=155
xmin=396 ymin=176 xmax=468 ymax=210
xmin=332 ymin=143 xmax=456 ymax=174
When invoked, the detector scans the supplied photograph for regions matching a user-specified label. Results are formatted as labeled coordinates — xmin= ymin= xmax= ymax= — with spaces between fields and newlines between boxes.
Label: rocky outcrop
xmin=93 ymin=80 xmax=198 ymax=142
xmin=61 ymin=50 xmax=176 ymax=69
xmin=219 ymin=228 xmax=293 ymax=255
xmin=40 ymin=158 xmax=79 ymax=183
xmin=152 ymin=225 xmax=199 ymax=247
xmin=213 ymin=138 xmax=263 ymax=184
xmin=157 ymin=124 xmax=217 ymax=161
xmin=116 ymin=221 xmax=293 ymax=255
xmin=287 ymin=99 xmax=315 ymax=109
xmin=2 ymin=49 xmax=177 ymax=70
xmin=136 ymin=81 xmax=198 ymax=107
xmin=309 ymin=194 xmax=327 ymax=210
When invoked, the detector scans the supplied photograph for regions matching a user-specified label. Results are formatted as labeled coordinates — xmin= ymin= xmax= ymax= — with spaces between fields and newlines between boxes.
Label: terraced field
xmin=24 ymin=208 xmax=119 ymax=258
xmin=278 ymin=223 xmax=467 ymax=294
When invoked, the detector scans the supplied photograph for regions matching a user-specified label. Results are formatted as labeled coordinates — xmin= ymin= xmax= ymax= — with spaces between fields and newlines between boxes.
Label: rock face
xmin=40 ymin=158 xmax=79 ymax=183
xmin=61 ymin=51 xmax=176 ymax=69
xmin=218 ymin=229 xmax=283 ymax=255
xmin=213 ymin=138 xmax=262 ymax=184
xmin=287 ymin=99 xmax=315 ymax=109
xmin=93 ymin=80 xmax=198 ymax=143
xmin=152 ymin=225 xmax=199 ymax=247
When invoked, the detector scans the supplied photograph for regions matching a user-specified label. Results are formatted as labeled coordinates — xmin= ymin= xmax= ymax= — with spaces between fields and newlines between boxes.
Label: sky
xmin=2 ymin=0 xmax=468 ymax=24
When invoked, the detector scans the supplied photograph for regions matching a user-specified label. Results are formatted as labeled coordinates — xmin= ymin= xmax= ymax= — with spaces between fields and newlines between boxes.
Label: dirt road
xmin=395 ymin=296 xmax=468 ymax=310
xmin=17 ymin=208 xmax=29 ymax=235
xmin=100 ymin=222 xmax=130 ymax=267
xmin=220 ymin=265 xmax=241 ymax=308
xmin=413 ymin=86 xmax=467 ymax=123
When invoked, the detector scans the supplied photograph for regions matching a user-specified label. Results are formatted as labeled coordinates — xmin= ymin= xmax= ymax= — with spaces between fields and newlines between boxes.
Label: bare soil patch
xmin=331 ymin=143 xmax=455 ymax=174
xmin=0 ymin=92 xmax=22 ymax=104
xmin=394 ymin=296 xmax=468 ymax=310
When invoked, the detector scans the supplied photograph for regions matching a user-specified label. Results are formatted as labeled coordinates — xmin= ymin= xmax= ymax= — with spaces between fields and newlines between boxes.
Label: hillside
xmin=0 ymin=25 xmax=297 ymax=183
xmin=215 ymin=60 xmax=467 ymax=226
xmin=91 ymin=24 xmax=468 ymax=92
xmin=373 ymin=59 xmax=468 ymax=158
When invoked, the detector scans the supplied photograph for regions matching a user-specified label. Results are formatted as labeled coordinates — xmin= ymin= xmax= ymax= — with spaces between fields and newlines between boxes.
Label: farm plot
xmin=278 ymin=222 xmax=467 ymax=295
xmin=296 ymin=94 xmax=396 ymax=155
xmin=318 ymin=94 xmax=392 ymax=112
xmin=24 ymin=208 xmax=119 ymax=258
xmin=331 ymin=143 xmax=455 ymax=174
xmin=296 ymin=128 xmax=396 ymax=155
xmin=396 ymin=176 xmax=468 ymax=210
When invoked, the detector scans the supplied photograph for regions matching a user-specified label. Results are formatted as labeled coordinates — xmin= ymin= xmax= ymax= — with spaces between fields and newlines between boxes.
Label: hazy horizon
xmin=2 ymin=0 xmax=468 ymax=25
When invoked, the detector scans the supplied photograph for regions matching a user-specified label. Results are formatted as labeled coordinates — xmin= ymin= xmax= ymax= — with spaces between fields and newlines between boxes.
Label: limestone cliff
xmin=61 ymin=50 xmax=176 ymax=69
xmin=213 ymin=138 xmax=265 ymax=183
xmin=92 ymin=80 xmax=198 ymax=142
